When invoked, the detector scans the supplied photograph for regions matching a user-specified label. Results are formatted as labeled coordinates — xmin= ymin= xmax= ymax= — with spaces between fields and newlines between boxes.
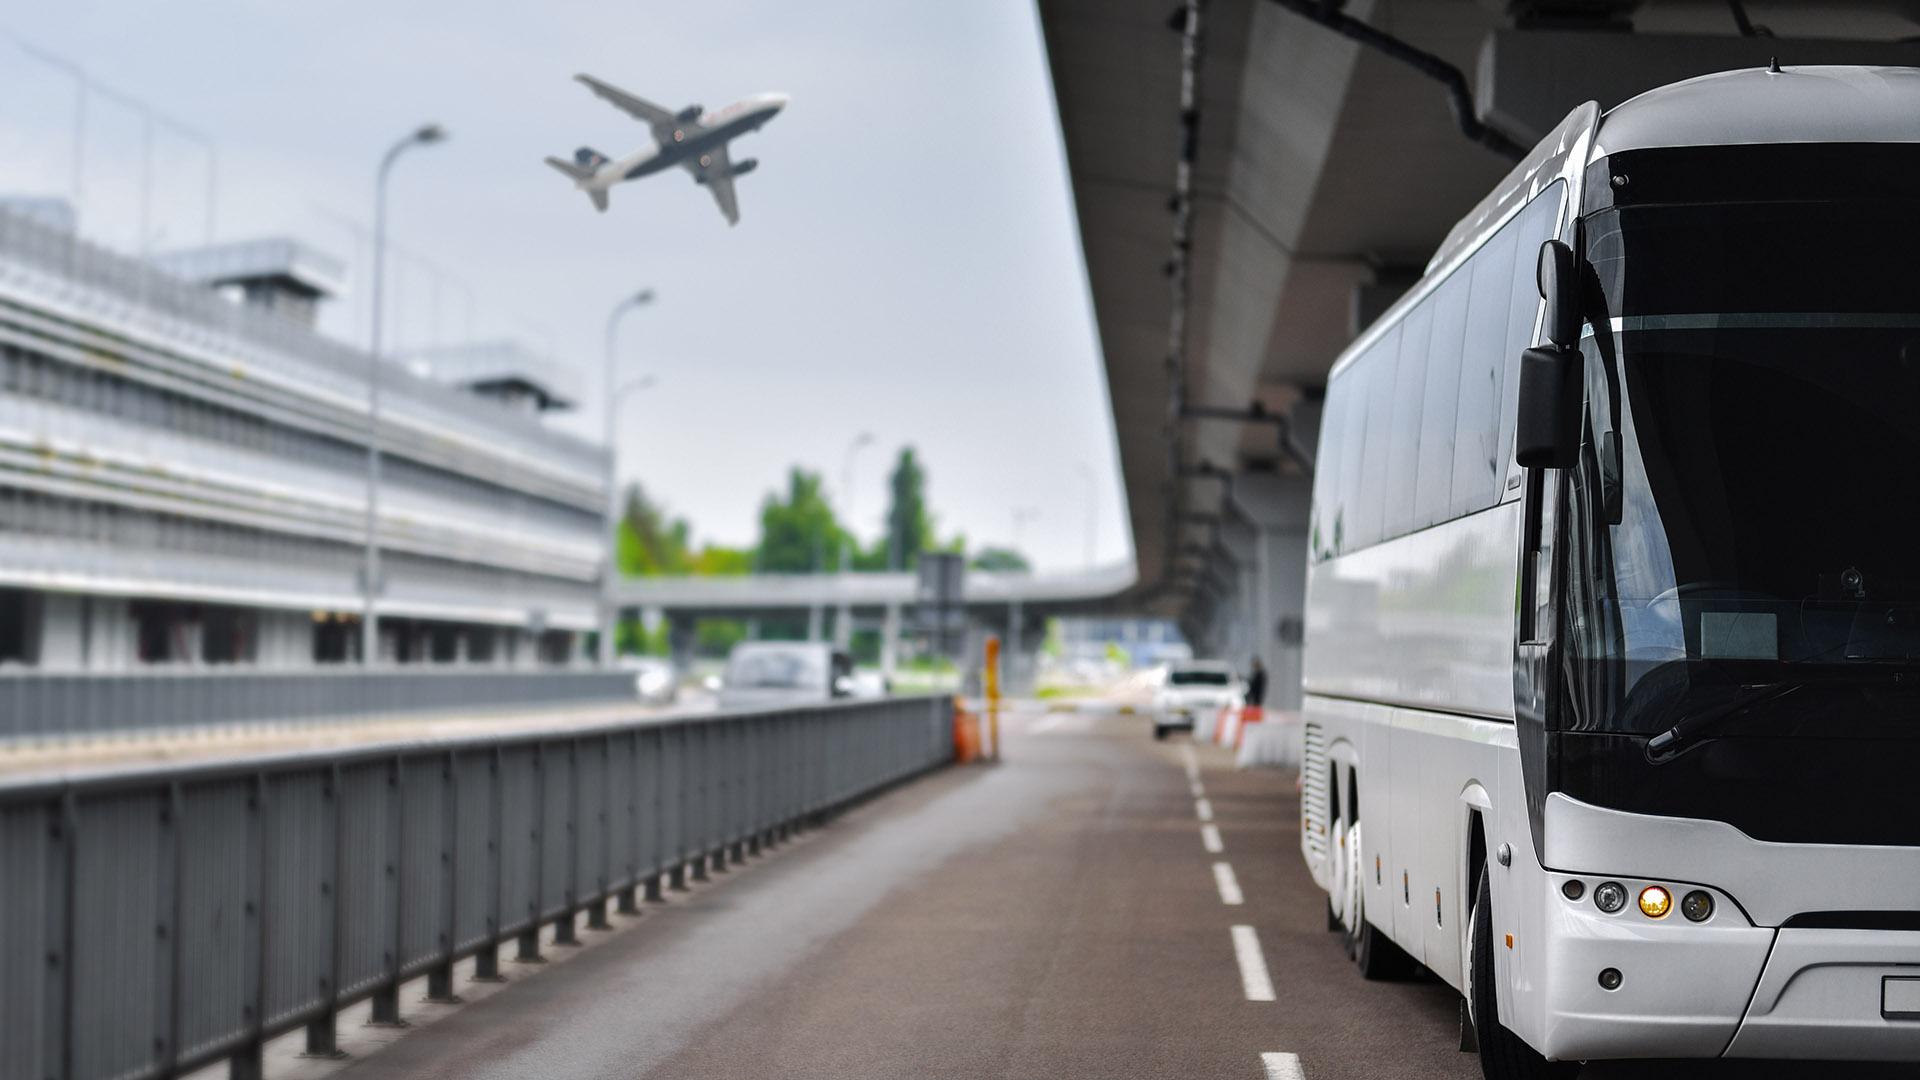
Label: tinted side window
xmin=1382 ymin=301 xmax=1431 ymax=539
xmin=1310 ymin=369 xmax=1349 ymax=561
xmin=1351 ymin=327 xmax=1400 ymax=550
xmin=1454 ymin=217 xmax=1520 ymax=516
xmin=1332 ymin=358 xmax=1369 ymax=557
xmin=1415 ymin=272 xmax=1469 ymax=529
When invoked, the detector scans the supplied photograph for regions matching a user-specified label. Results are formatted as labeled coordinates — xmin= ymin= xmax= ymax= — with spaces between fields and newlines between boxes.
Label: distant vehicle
xmin=718 ymin=641 xmax=853 ymax=709
xmin=618 ymin=656 xmax=678 ymax=706
xmin=848 ymin=670 xmax=891 ymax=699
xmin=546 ymin=74 xmax=788 ymax=225
xmin=1152 ymin=660 xmax=1239 ymax=740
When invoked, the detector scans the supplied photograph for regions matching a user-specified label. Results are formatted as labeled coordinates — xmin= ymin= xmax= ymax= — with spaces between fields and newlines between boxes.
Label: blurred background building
xmin=0 ymin=201 xmax=607 ymax=670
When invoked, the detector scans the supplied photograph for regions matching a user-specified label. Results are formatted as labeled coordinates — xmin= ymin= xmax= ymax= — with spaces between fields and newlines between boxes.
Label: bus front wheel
xmin=1468 ymin=871 xmax=1577 ymax=1080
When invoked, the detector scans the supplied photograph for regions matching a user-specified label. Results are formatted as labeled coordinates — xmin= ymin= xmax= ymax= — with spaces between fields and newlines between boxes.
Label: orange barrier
xmin=952 ymin=698 xmax=983 ymax=764
xmin=1235 ymin=705 xmax=1265 ymax=750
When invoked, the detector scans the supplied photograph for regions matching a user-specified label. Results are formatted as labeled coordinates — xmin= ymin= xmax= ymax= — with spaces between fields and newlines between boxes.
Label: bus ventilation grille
xmin=1301 ymin=720 xmax=1328 ymax=862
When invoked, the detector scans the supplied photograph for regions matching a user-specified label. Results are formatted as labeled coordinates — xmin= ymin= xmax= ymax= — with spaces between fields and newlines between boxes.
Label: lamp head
xmin=414 ymin=123 xmax=447 ymax=146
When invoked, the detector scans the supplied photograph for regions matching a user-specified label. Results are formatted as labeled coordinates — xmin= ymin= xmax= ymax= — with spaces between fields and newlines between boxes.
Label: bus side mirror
xmin=1537 ymin=239 xmax=1581 ymax=349
xmin=1515 ymin=346 xmax=1583 ymax=469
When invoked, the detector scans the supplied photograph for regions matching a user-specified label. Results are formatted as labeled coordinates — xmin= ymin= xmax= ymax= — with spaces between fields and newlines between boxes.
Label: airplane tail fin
xmin=544 ymin=156 xmax=593 ymax=182
xmin=545 ymin=153 xmax=611 ymax=213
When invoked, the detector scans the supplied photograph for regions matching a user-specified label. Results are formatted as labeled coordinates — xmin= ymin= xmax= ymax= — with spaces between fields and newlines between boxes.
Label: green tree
xmin=756 ymin=468 xmax=846 ymax=573
xmin=882 ymin=447 xmax=934 ymax=570
xmin=616 ymin=482 xmax=693 ymax=576
xmin=970 ymin=546 xmax=1031 ymax=572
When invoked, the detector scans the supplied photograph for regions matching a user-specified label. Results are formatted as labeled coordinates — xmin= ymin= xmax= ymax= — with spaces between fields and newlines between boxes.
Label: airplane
xmin=546 ymin=74 xmax=789 ymax=226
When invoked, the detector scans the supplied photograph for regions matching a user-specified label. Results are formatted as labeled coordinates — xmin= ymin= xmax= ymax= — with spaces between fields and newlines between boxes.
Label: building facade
xmin=0 ymin=206 xmax=607 ymax=670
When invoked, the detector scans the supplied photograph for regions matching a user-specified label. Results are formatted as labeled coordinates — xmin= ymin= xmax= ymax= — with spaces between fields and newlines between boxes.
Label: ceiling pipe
xmin=1262 ymin=0 xmax=1527 ymax=161
xmin=1182 ymin=401 xmax=1315 ymax=474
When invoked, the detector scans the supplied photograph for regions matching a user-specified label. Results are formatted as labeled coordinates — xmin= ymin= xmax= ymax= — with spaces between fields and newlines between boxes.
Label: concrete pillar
xmin=668 ymin=614 xmax=696 ymax=673
xmin=1228 ymin=470 xmax=1313 ymax=712
xmin=880 ymin=601 xmax=901 ymax=678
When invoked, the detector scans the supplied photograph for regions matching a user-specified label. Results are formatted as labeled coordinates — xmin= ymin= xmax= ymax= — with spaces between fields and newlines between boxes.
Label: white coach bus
xmin=1300 ymin=66 xmax=1920 ymax=1077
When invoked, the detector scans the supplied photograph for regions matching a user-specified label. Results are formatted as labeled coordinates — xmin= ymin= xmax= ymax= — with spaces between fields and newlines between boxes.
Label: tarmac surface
xmin=202 ymin=705 xmax=1909 ymax=1080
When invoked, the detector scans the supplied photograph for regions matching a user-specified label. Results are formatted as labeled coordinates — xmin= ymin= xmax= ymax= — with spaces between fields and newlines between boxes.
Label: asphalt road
xmin=248 ymin=706 xmax=1905 ymax=1080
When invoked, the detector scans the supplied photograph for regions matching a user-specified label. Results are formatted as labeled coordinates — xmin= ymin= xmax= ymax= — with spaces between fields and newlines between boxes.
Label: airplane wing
xmin=685 ymin=144 xmax=741 ymax=226
xmin=574 ymin=74 xmax=676 ymax=128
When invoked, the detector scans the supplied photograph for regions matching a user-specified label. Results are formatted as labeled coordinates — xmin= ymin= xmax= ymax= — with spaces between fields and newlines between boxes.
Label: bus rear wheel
xmin=1469 ymin=871 xmax=1578 ymax=1080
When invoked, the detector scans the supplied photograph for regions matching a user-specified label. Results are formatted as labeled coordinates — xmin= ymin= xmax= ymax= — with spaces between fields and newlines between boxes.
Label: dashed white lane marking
xmin=1195 ymin=798 xmax=1214 ymax=822
xmin=1213 ymin=861 xmax=1244 ymax=905
xmin=1231 ymin=925 xmax=1276 ymax=1002
xmin=1180 ymin=743 xmax=1200 ymax=781
xmin=1201 ymin=823 xmax=1223 ymax=853
xmin=1261 ymin=1051 xmax=1305 ymax=1080
xmin=1189 ymin=779 xmax=1205 ymax=797
xmin=1027 ymin=713 xmax=1064 ymax=735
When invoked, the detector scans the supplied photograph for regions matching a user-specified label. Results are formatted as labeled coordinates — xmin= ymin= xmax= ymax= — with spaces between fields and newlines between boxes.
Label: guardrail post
xmin=425 ymin=752 xmax=462 ymax=1004
xmin=518 ymin=745 xmax=546 ymax=964
xmin=475 ymin=748 xmax=506 ymax=982
xmin=301 ymin=767 xmax=345 ymax=1058
xmin=369 ymin=757 xmax=408 ymax=1027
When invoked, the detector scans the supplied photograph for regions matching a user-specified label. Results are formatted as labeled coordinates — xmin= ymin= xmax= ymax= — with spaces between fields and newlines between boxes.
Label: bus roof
xmin=1595 ymin=65 xmax=1920 ymax=157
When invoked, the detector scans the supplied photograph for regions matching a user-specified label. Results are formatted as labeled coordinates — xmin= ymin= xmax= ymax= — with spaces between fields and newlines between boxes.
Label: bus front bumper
xmin=1536 ymin=875 xmax=1920 ymax=1062
xmin=1723 ymin=928 xmax=1920 ymax=1061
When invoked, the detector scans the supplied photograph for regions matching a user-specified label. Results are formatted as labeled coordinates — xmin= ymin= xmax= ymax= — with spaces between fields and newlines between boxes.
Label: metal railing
xmin=0 ymin=669 xmax=641 ymax=745
xmin=0 ymin=694 xmax=953 ymax=1080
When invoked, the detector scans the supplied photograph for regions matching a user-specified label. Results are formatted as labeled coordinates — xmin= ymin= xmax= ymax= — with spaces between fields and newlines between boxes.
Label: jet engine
xmin=676 ymin=104 xmax=704 ymax=123
xmin=730 ymin=158 xmax=759 ymax=177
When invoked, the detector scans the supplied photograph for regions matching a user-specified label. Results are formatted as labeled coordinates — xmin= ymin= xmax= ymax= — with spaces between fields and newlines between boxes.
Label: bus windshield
xmin=1562 ymin=145 xmax=1920 ymax=740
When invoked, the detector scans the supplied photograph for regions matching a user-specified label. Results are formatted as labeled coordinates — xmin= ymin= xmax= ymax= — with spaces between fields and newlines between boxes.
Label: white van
xmin=718 ymin=641 xmax=854 ymax=710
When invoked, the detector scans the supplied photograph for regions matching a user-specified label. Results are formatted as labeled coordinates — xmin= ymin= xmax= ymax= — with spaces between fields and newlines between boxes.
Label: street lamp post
xmin=599 ymin=288 xmax=657 ymax=666
xmin=834 ymin=431 xmax=875 ymax=650
xmin=362 ymin=123 xmax=446 ymax=665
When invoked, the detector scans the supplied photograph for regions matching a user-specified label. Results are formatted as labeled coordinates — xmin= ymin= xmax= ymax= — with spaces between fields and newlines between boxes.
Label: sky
xmin=0 ymin=1 xmax=1128 ymax=572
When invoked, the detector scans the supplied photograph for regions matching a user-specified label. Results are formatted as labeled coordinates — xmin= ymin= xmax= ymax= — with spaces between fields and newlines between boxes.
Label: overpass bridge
xmin=609 ymin=561 xmax=1137 ymax=620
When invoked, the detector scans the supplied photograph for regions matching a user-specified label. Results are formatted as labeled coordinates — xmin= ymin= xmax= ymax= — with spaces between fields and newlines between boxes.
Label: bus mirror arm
xmin=1517 ymin=239 xmax=1587 ymax=470
xmin=1515 ymin=346 xmax=1583 ymax=470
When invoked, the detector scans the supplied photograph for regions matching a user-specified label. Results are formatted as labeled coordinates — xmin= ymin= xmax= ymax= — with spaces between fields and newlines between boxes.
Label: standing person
xmin=1245 ymin=658 xmax=1268 ymax=709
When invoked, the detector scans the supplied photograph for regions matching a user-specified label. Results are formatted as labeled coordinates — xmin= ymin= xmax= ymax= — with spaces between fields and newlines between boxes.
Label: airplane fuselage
xmin=588 ymin=94 xmax=786 ymax=190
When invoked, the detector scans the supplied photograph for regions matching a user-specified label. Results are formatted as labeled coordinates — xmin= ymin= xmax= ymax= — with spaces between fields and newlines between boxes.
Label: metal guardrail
xmin=0 ymin=669 xmax=642 ymax=744
xmin=0 ymin=694 xmax=953 ymax=1080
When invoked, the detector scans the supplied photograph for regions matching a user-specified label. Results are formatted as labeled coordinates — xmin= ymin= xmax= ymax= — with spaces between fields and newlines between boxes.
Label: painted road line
xmin=1195 ymin=798 xmax=1214 ymax=822
xmin=1261 ymin=1051 xmax=1305 ymax=1080
xmin=1231 ymin=925 xmax=1276 ymax=1002
xmin=1201 ymin=823 xmax=1223 ymax=853
xmin=1027 ymin=713 xmax=1064 ymax=735
xmin=1180 ymin=743 xmax=1200 ymax=781
xmin=1190 ymin=779 xmax=1205 ymax=798
xmin=1213 ymin=861 xmax=1244 ymax=905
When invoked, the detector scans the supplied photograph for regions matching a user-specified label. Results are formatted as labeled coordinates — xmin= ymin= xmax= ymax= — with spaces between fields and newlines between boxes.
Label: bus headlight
xmin=1681 ymin=890 xmax=1714 ymax=922
xmin=1638 ymin=885 xmax=1672 ymax=919
xmin=1593 ymin=881 xmax=1627 ymax=913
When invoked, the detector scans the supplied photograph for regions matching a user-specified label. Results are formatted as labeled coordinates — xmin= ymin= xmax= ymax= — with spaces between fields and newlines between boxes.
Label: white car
xmin=1153 ymin=660 xmax=1240 ymax=740
xmin=718 ymin=641 xmax=855 ymax=710
xmin=619 ymin=656 xmax=679 ymax=705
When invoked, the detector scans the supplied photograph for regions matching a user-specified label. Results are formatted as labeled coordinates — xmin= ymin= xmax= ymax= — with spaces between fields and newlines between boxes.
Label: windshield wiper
xmin=1645 ymin=683 xmax=1800 ymax=763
